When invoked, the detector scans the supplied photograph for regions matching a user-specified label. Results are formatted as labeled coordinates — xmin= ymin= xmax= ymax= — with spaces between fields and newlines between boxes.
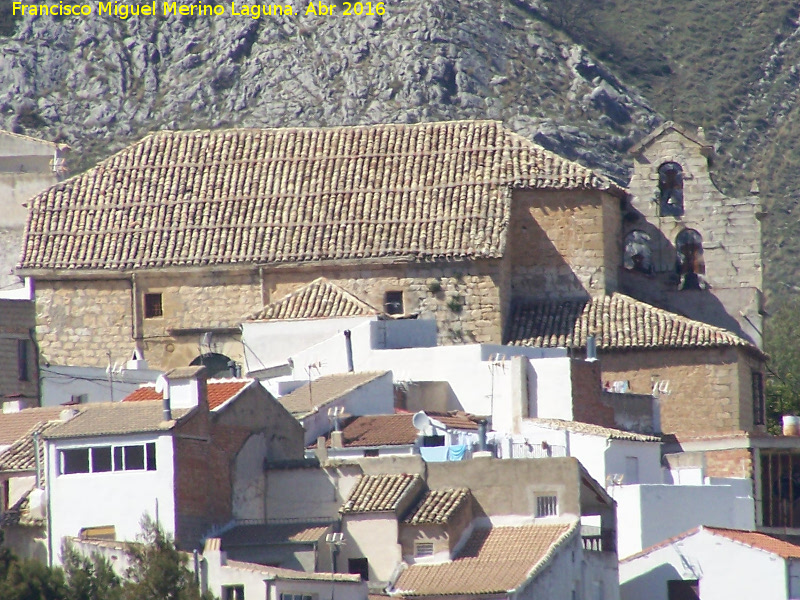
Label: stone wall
xmin=506 ymin=189 xmax=621 ymax=301
xmin=0 ymin=299 xmax=37 ymax=401
xmin=704 ymin=448 xmax=754 ymax=479
xmin=599 ymin=347 xmax=756 ymax=436
xmin=623 ymin=125 xmax=763 ymax=347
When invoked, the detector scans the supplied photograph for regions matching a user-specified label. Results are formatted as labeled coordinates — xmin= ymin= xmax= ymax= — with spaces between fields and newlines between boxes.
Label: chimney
xmin=478 ymin=419 xmax=487 ymax=452
xmin=331 ymin=430 xmax=344 ymax=449
xmin=162 ymin=366 xmax=208 ymax=409
xmin=155 ymin=375 xmax=171 ymax=421
xmin=344 ymin=330 xmax=354 ymax=372
xmin=586 ymin=335 xmax=597 ymax=362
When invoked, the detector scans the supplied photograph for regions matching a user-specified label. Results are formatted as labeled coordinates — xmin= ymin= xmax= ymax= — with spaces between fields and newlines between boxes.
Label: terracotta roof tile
xmin=279 ymin=372 xmax=388 ymax=417
xmin=247 ymin=278 xmax=379 ymax=321
xmin=505 ymin=294 xmax=751 ymax=351
xmin=122 ymin=378 xmax=252 ymax=410
xmin=0 ymin=407 xmax=67 ymax=446
xmin=18 ymin=121 xmax=620 ymax=272
xmin=341 ymin=473 xmax=423 ymax=514
xmin=319 ymin=412 xmax=479 ymax=448
xmin=402 ymin=489 xmax=470 ymax=524
xmin=528 ymin=419 xmax=660 ymax=442
xmin=0 ymin=421 xmax=59 ymax=473
xmin=392 ymin=522 xmax=576 ymax=596
xmin=221 ymin=522 xmax=331 ymax=547
xmin=42 ymin=401 xmax=192 ymax=440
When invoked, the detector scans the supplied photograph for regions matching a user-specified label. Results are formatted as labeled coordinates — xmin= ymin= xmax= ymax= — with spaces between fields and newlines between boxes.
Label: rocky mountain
xmin=3 ymin=0 xmax=800 ymax=301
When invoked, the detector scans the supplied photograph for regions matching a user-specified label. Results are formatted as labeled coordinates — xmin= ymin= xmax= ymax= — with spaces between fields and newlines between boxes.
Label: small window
xmin=17 ymin=339 xmax=29 ymax=382
xmin=124 ymin=445 xmax=145 ymax=470
xmin=91 ymin=447 xmax=112 ymax=473
xmin=658 ymin=162 xmax=684 ymax=216
xmin=363 ymin=449 xmax=379 ymax=458
xmin=753 ymin=371 xmax=765 ymax=426
xmin=536 ymin=495 xmax=558 ymax=517
xmin=114 ymin=446 xmax=124 ymax=471
xmin=79 ymin=525 xmax=116 ymax=541
xmin=279 ymin=595 xmax=313 ymax=600
xmin=348 ymin=557 xmax=369 ymax=580
xmin=422 ymin=435 xmax=445 ymax=447
xmin=667 ymin=579 xmax=700 ymax=600
xmin=625 ymin=456 xmax=640 ymax=484
xmin=415 ymin=542 xmax=434 ymax=557
xmin=222 ymin=585 xmax=245 ymax=600
xmin=144 ymin=293 xmax=163 ymax=318
xmin=623 ymin=231 xmax=652 ymax=274
xmin=146 ymin=442 xmax=157 ymax=471
xmin=384 ymin=291 xmax=404 ymax=315
xmin=61 ymin=449 xmax=90 ymax=474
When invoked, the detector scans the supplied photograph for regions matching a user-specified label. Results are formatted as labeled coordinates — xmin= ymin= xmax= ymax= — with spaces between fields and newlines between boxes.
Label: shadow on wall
xmin=620 ymin=562 xmax=684 ymax=600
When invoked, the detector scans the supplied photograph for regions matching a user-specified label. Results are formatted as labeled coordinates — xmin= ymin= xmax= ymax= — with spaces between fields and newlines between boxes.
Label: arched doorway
xmin=190 ymin=352 xmax=234 ymax=378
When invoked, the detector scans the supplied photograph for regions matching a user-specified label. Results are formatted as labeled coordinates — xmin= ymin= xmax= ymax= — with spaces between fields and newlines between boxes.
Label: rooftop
xmin=18 ymin=120 xmax=620 ymax=273
xmin=278 ymin=371 xmax=388 ymax=418
xmin=123 ymin=378 xmax=253 ymax=410
xmin=527 ymin=419 xmax=660 ymax=442
xmin=402 ymin=488 xmax=471 ymax=525
xmin=221 ymin=522 xmax=331 ymax=547
xmin=320 ymin=412 xmax=480 ymax=448
xmin=0 ymin=421 xmax=59 ymax=473
xmin=43 ymin=401 xmax=193 ymax=440
xmin=392 ymin=522 xmax=577 ymax=596
xmin=247 ymin=277 xmax=380 ymax=321
xmin=505 ymin=293 xmax=753 ymax=352
xmin=0 ymin=406 xmax=67 ymax=446
xmin=341 ymin=473 xmax=423 ymax=514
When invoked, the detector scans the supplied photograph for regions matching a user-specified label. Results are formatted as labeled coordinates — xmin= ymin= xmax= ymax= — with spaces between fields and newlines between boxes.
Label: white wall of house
xmin=300 ymin=372 xmax=395 ymax=445
xmin=264 ymin=466 xmax=362 ymax=523
xmin=267 ymin=575 xmax=368 ymax=600
xmin=620 ymin=528 xmax=791 ymax=600
xmin=41 ymin=365 xmax=162 ymax=407
xmin=47 ymin=433 xmax=175 ymax=562
xmin=340 ymin=513 xmax=402 ymax=584
xmin=611 ymin=481 xmax=755 ymax=559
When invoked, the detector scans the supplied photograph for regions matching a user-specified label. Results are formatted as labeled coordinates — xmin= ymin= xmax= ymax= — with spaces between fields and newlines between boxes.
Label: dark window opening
xmin=623 ymin=230 xmax=653 ymax=274
xmin=384 ymin=291 xmax=404 ymax=315
xmin=146 ymin=442 xmax=157 ymax=471
xmin=62 ymin=449 xmax=90 ymax=474
xmin=753 ymin=371 xmax=765 ymax=426
xmin=658 ymin=162 xmax=684 ymax=216
xmin=124 ymin=445 xmax=145 ymax=470
xmin=667 ymin=579 xmax=699 ymax=600
xmin=222 ymin=586 xmax=245 ymax=600
xmin=422 ymin=435 xmax=445 ymax=447
xmin=17 ymin=339 xmax=29 ymax=382
xmin=114 ymin=447 xmax=124 ymax=471
xmin=91 ymin=447 xmax=112 ymax=473
xmin=190 ymin=352 xmax=233 ymax=378
xmin=676 ymin=229 xmax=705 ymax=290
xmin=536 ymin=495 xmax=558 ymax=517
xmin=363 ymin=449 xmax=379 ymax=457
xmin=348 ymin=557 xmax=369 ymax=580
xmin=144 ymin=293 xmax=163 ymax=318
xmin=761 ymin=451 xmax=800 ymax=528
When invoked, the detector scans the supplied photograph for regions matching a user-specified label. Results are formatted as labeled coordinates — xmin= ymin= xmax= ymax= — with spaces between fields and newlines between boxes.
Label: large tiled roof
xmin=505 ymin=293 xmax=752 ymax=351
xmin=42 ymin=401 xmax=192 ymax=440
xmin=392 ymin=522 xmax=576 ymax=596
xmin=221 ymin=522 xmax=331 ymax=547
xmin=0 ymin=421 xmax=59 ymax=473
xmin=18 ymin=120 xmax=620 ymax=272
xmin=122 ymin=378 xmax=253 ymax=410
xmin=527 ymin=419 xmax=660 ymax=442
xmin=248 ymin=278 xmax=379 ymax=321
xmin=341 ymin=473 xmax=423 ymax=514
xmin=402 ymin=488 xmax=470 ymax=524
xmin=0 ymin=407 xmax=66 ymax=446
xmin=320 ymin=412 xmax=479 ymax=448
xmin=279 ymin=371 xmax=388 ymax=418
xmin=622 ymin=526 xmax=800 ymax=562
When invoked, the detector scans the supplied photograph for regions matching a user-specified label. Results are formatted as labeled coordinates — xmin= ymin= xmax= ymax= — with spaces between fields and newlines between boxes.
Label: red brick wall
xmin=571 ymin=360 xmax=616 ymax=427
xmin=705 ymin=448 xmax=754 ymax=479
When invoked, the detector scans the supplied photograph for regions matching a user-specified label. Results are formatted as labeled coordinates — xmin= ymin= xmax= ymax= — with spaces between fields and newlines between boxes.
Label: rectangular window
xmin=348 ymin=557 xmax=369 ymax=580
xmin=624 ymin=456 xmax=640 ymax=484
xmin=667 ymin=579 xmax=699 ymax=600
xmin=222 ymin=586 xmax=245 ymax=600
xmin=17 ymin=339 xmax=29 ymax=382
xmin=279 ymin=595 xmax=313 ymax=600
xmin=61 ymin=448 xmax=90 ymax=474
xmin=144 ymin=293 xmax=163 ymax=318
xmin=363 ymin=449 xmax=379 ymax=457
xmin=415 ymin=542 xmax=434 ymax=557
xmin=536 ymin=495 xmax=558 ymax=517
xmin=124 ymin=445 xmax=145 ymax=470
xmin=146 ymin=442 xmax=157 ymax=471
xmin=91 ymin=447 xmax=112 ymax=473
xmin=384 ymin=291 xmax=404 ymax=315
xmin=753 ymin=371 xmax=765 ymax=426
xmin=114 ymin=446 xmax=124 ymax=471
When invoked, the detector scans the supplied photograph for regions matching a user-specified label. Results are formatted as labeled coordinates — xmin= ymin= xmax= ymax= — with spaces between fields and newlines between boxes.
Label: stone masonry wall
xmin=507 ymin=189 xmax=621 ymax=300
xmin=35 ymin=279 xmax=132 ymax=368
xmin=704 ymin=448 xmax=754 ymax=479
xmin=599 ymin=347 xmax=748 ymax=436
xmin=0 ymin=299 xmax=37 ymax=401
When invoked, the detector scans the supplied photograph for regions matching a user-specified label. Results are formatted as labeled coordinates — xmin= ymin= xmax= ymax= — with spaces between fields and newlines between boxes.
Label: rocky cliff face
xmin=0 ymin=0 xmax=657 ymax=178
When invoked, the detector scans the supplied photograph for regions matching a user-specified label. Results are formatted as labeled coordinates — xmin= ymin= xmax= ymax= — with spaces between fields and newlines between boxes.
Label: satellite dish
xmin=155 ymin=375 xmax=170 ymax=399
xmin=412 ymin=411 xmax=432 ymax=435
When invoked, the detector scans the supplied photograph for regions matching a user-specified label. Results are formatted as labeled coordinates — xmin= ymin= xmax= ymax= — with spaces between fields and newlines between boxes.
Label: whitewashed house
xmin=619 ymin=526 xmax=800 ymax=600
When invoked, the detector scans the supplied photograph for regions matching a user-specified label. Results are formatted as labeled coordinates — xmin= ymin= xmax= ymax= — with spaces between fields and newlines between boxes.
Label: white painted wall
xmin=47 ymin=433 xmax=176 ymax=563
xmin=41 ymin=365 xmax=162 ymax=407
xmin=620 ymin=527 xmax=789 ymax=600
xmin=340 ymin=514 xmax=402 ymax=583
xmin=611 ymin=482 xmax=755 ymax=559
xmin=265 ymin=466 xmax=362 ymax=523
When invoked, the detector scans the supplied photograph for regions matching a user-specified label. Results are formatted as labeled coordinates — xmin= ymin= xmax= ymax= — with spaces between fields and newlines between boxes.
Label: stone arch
xmin=623 ymin=230 xmax=653 ymax=274
xmin=658 ymin=162 xmax=684 ymax=216
xmin=675 ymin=228 xmax=705 ymax=290
xmin=190 ymin=352 xmax=233 ymax=378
